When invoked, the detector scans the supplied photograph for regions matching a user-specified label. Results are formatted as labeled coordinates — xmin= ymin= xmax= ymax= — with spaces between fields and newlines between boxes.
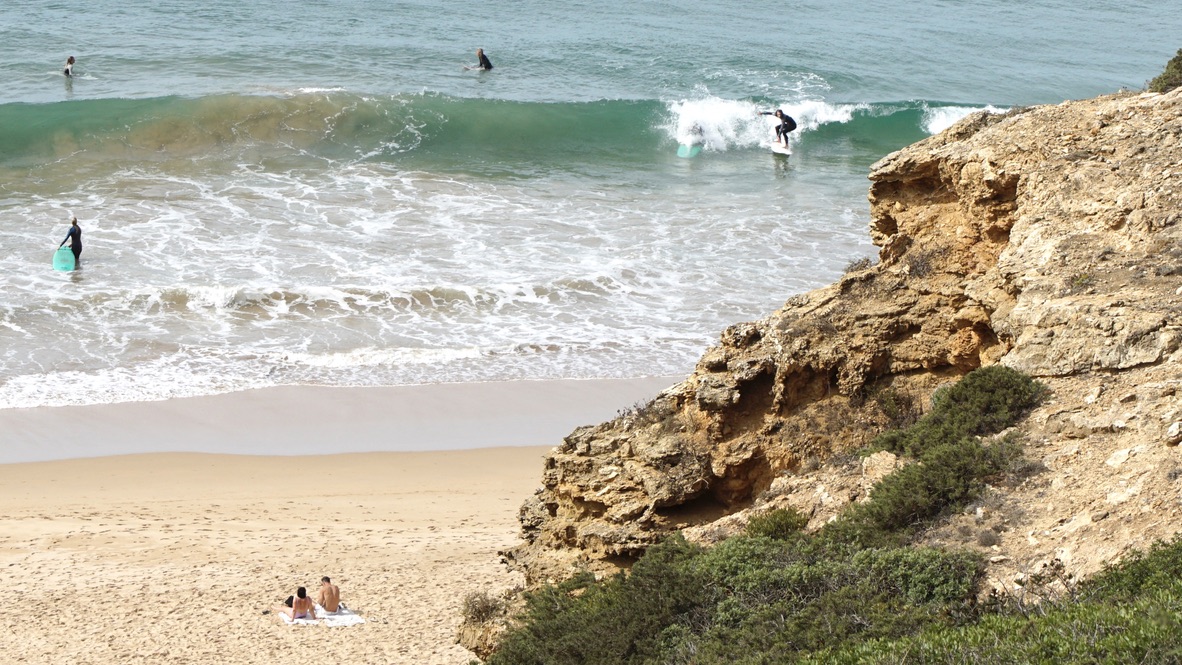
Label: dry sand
xmin=0 ymin=377 xmax=676 ymax=664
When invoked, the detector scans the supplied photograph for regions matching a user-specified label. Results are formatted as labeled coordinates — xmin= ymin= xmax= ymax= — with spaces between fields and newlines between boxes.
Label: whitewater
xmin=0 ymin=0 xmax=1178 ymax=408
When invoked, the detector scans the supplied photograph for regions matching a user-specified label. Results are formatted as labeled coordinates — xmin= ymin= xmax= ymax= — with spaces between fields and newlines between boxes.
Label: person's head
xmin=321 ymin=576 xmax=331 ymax=585
xmin=67 ymin=56 xmax=75 ymax=65
xmin=775 ymin=109 xmax=784 ymax=118
xmin=477 ymin=48 xmax=484 ymax=57
xmin=71 ymin=217 xmax=78 ymax=226
xmin=296 ymin=586 xmax=307 ymax=598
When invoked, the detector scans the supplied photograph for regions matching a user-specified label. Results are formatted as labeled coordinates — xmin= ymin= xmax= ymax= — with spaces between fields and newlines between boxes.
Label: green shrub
xmin=1149 ymin=48 xmax=1182 ymax=93
xmin=745 ymin=508 xmax=809 ymax=539
xmin=801 ymin=581 xmax=1182 ymax=664
xmin=873 ymin=365 xmax=1045 ymax=458
xmin=491 ymin=531 xmax=987 ymax=665
xmin=1079 ymin=535 xmax=1182 ymax=603
xmin=841 ymin=434 xmax=1023 ymax=536
xmin=488 ymin=535 xmax=708 ymax=665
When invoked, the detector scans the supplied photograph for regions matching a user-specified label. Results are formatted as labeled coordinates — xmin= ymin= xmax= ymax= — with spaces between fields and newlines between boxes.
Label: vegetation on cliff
xmin=1149 ymin=48 xmax=1182 ymax=92
xmin=486 ymin=367 xmax=1064 ymax=664
xmin=803 ymin=536 xmax=1182 ymax=664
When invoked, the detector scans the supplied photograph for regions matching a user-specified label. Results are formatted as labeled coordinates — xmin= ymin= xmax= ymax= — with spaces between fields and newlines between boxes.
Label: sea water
xmin=0 ymin=0 xmax=1178 ymax=408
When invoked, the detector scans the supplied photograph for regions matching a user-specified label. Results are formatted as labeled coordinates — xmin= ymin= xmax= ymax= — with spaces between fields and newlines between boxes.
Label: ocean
xmin=1 ymin=0 xmax=1178 ymax=409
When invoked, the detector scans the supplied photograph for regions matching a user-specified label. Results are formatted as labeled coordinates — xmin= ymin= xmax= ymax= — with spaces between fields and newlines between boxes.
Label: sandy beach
xmin=0 ymin=377 xmax=675 ymax=664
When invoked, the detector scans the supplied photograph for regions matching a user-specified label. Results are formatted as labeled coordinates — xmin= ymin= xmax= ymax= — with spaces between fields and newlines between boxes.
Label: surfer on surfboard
xmin=759 ymin=109 xmax=797 ymax=147
xmin=465 ymin=48 xmax=493 ymax=71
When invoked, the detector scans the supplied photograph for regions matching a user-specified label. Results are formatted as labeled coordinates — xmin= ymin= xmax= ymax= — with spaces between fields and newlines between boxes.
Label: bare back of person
xmin=291 ymin=594 xmax=314 ymax=619
xmin=318 ymin=579 xmax=341 ymax=613
xmin=276 ymin=585 xmax=315 ymax=620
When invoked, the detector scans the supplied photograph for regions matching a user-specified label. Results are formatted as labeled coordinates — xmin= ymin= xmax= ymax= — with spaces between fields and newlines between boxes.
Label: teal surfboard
xmin=53 ymin=247 xmax=75 ymax=271
xmin=677 ymin=143 xmax=702 ymax=158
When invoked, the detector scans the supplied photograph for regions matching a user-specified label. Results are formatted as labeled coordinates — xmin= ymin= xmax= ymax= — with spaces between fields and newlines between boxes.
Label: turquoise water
xmin=0 ymin=0 xmax=1178 ymax=408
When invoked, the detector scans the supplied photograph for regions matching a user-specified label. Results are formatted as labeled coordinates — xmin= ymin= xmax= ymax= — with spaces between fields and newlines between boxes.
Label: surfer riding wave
xmin=759 ymin=109 xmax=797 ymax=146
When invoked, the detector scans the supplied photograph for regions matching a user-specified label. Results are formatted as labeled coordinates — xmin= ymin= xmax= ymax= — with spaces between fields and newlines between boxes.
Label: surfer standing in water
xmin=63 ymin=56 xmax=75 ymax=77
xmin=59 ymin=217 xmax=82 ymax=268
xmin=471 ymin=48 xmax=493 ymax=70
xmin=760 ymin=109 xmax=797 ymax=146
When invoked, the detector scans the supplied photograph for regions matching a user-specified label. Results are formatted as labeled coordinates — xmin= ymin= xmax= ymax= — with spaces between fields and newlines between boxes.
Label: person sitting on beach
xmin=317 ymin=576 xmax=341 ymax=613
xmin=473 ymin=48 xmax=493 ymax=70
xmin=276 ymin=586 xmax=315 ymax=620
xmin=759 ymin=109 xmax=797 ymax=146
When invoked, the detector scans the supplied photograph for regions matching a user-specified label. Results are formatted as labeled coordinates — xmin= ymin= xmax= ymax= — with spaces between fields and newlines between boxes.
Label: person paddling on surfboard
xmin=59 ymin=217 xmax=82 ymax=268
xmin=468 ymin=48 xmax=493 ymax=71
xmin=759 ymin=109 xmax=797 ymax=146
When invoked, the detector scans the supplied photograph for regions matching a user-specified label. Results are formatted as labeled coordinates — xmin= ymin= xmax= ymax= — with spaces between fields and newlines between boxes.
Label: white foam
xmin=922 ymin=104 xmax=1008 ymax=134
xmin=665 ymin=96 xmax=866 ymax=149
xmin=0 ymin=145 xmax=874 ymax=409
xmin=278 ymin=346 xmax=483 ymax=368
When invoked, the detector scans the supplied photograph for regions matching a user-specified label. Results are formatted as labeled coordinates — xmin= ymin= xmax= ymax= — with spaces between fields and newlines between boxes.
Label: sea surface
xmin=1 ymin=0 xmax=1178 ymax=409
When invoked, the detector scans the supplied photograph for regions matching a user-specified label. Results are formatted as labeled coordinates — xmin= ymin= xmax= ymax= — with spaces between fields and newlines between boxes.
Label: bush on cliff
xmin=490 ymin=536 xmax=710 ymax=665
xmin=873 ymin=365 xmax=1046 ymax=458
xmin=798 ymin=536 xmax=1182 ymax=664
xmin=825 ymin=365 xmax=1042 ymax=549
xmin=744 ymin=506 xmax=809 ymax=539
xmin=824 ymin=433 xmax=1024 ymax=548
xmin=1149 ymin=48 xmax=1182 ymax=93
xmin=487 ymin=367 xmax=1049 ymax=664
xmin=489 ymin=533 xmax=984 ymax=665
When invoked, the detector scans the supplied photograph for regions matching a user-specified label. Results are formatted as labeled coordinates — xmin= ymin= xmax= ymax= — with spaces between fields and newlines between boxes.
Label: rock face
xmin=505 ymin=90 xmax=1182 ymax=586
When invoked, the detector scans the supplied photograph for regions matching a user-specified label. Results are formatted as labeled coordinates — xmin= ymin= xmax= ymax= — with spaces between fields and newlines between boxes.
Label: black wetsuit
xmin=61 ymin=224 xmax=82 ymax=264
xmin=761 ymin=110 xmax=797 ymax=143
xmin=478 ymin=53 xmax=493 ymax=70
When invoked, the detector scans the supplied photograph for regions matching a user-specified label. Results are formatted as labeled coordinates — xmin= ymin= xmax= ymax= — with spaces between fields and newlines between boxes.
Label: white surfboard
xmin=771 ymin=142 xmax=792 ymax=157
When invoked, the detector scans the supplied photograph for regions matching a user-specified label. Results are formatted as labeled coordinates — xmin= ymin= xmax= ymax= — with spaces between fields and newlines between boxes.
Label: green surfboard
xmin=53 ymin=247 xmax=75 ymax=271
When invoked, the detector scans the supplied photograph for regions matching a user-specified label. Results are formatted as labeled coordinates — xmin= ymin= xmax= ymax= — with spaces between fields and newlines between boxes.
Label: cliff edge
xmin=505 ymin=89 xmax=1182 ymax=591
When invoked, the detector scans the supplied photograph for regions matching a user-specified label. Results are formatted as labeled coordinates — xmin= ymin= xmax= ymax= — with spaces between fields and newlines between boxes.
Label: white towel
xmin=278 ymin=603 xmax=365 ymax=627
xmin=319 ymin=603 xmax=366 ymax=627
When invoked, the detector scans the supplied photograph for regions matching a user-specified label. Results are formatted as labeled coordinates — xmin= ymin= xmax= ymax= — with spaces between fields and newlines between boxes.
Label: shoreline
xmin=0 ymin=376 xmax=680 ymax=464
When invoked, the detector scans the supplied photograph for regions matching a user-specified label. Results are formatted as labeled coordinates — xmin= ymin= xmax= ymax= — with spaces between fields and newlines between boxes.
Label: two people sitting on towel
xmin=275 ymin=576 xmax=343 ymax=619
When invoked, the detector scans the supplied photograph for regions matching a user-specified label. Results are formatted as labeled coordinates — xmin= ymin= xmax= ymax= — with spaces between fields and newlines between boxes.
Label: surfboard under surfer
xmin=760 ymin=109 xmax=797 ymax=146
xmin=59 ymin=217 xmax=82 ymax=268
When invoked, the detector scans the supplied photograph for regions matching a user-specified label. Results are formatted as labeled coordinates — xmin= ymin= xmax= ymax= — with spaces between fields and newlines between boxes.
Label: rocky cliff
xmin=504 ymin=89 xmax=1182 ymax=591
